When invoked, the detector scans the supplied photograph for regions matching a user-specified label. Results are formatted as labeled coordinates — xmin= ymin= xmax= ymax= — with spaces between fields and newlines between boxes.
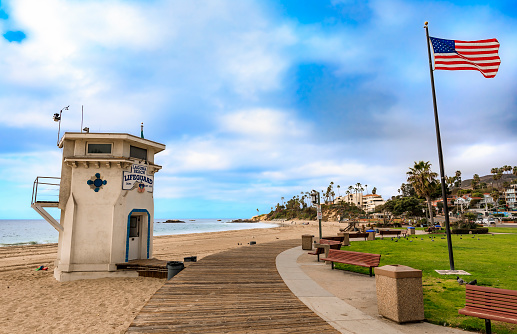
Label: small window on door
xmin=129 ymin=216 xmax=140 ymax=237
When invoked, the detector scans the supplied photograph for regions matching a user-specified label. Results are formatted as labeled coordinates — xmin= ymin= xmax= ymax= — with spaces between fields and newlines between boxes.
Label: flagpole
xmin=424 ymin=22 xmax=455 ymax=271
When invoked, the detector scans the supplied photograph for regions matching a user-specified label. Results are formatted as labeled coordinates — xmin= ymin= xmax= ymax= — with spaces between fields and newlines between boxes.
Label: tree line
xmin=266 ymin=181 xmax=374 ymax=220
xmin=377 ymin=162 xmax=517 ymax=226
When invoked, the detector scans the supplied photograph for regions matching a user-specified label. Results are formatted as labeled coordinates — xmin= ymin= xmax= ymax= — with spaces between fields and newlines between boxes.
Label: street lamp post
xmin=53 ymin=106 xmax=69 ymax=146
xmin=311 ymin=190 xmax=322 ymax=239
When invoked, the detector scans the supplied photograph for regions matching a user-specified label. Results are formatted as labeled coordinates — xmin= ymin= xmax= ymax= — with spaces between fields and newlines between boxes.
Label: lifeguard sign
xmin=32 ymin=132 xmax=165 ymax=282
xmin=123 ymin=163 xmax=154 ymax=192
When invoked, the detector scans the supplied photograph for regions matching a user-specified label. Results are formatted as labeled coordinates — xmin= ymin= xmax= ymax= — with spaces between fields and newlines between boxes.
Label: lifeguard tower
xmin=31 ymin=132 xmax=165 ymax=281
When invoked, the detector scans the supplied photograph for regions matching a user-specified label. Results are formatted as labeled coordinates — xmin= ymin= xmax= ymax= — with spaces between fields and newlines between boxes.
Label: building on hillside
xmin=362 ymin=194 xmax=386 ymax=213
xmin=504 ymin=184 xmax=516 ymax=209
xmin=479 ymin=193 xmax=495 ymax=209
xmin=334 ymin=193 xmax=385 ymax=213
xmin=431 ymin=197 xmax=455 ymax=207
xmin=453 ymin=195 xmax=471 ymax=212
xmin=335 ymin=193 xmax=363 ymax=207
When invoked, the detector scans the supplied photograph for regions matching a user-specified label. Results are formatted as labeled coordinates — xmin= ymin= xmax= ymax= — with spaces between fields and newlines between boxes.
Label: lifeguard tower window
xmin=130 ymin=145 xmax=147 ymax=160
xmin=87 ymin=143 xmax=112 ymax=154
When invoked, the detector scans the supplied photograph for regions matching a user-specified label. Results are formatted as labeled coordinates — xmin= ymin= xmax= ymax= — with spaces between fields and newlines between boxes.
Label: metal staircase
xmin=340 ymin=221 xmax=356 ymax=232
xmin=31 ymin=177 xmax=63 ymax=232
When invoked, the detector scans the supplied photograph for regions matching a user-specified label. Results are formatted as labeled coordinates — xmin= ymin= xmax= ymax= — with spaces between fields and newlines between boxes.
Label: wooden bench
xmin=348 ymin=233 xmax=369 ymax=241
xmin=321 ymin=236 xmax=345 ymax=243
xmin=458 ymin=284 xmax=517 ymax=334
xmin=320 ymin=249 xmax=381 ymax=276
xmin=307 ymin=239 xmax=342 ymax=261
xmin=379 ymin=230 xmax=405 ymax=239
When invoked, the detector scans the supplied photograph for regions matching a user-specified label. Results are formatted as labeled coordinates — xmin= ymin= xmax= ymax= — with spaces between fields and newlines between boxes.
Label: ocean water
xmin=0 ymin=219 xmax=277 ymax=247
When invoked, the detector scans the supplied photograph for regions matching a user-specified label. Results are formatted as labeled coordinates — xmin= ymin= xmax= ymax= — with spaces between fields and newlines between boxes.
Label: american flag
xmin=430 ymin=37 xmax=500 ymax=78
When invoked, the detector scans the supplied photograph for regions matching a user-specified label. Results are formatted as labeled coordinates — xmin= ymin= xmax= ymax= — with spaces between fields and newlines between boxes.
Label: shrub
xmin=452 ymin=228 xmax=489 ymax=234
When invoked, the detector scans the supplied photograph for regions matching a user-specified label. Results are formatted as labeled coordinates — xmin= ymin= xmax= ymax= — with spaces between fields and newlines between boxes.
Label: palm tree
xmin=337 ymin=185 xmax=341 ymax=197
xmin=491 ymin=190 xmax=500 ymax=211
xmin=354 ymin=182 xmax=364 ymax=207
xmin=348 ymin=186 xmax=353 ymax=203
xmin=406 ymin=161 xmax=438 ymax=226
xmin=354 ymin=183 xmax=361 ymax=205
xmin=454 ymin=170 xmax=462 ymax=188
xmin=472 ymin=174 xmax=480 ymax=190
xmin=495 ymin=168 xmax=504 ymax=189
xmin=365 ymin=184 xmax=368 ymax=195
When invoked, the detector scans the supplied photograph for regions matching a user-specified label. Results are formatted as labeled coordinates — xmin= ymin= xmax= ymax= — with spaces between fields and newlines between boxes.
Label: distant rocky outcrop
xmin=250 ymin=214 xmax=268 ymax=222
xmin=163 ymin=219 xmax=186 ymax=223
xmin=229 ymin=219 xmax=255 ymax=223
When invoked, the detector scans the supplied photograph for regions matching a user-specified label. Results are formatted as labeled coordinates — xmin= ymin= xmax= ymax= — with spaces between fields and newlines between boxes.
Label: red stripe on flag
xmin=455 ymin=38 xmax=498 ymax=44
xmin=456 ymin=50 xmax=499 ymax=56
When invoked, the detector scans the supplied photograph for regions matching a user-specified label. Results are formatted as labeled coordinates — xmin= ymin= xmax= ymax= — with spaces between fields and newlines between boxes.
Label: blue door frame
xmin=125 ymin=209 xmax=151 ymax=262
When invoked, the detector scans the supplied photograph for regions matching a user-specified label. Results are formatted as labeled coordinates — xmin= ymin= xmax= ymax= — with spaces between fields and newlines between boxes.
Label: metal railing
xmin=31 ymin=176 xmax=61 ymax=205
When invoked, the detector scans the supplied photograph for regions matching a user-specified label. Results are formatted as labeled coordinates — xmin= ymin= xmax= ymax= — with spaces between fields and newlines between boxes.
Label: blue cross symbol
xmin=87 ymin=173 xmax=107 ymax=192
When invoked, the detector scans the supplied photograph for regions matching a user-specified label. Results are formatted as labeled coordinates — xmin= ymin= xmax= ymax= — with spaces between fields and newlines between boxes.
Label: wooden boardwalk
xmin=127 ymin=239 xmax=339 ymax=333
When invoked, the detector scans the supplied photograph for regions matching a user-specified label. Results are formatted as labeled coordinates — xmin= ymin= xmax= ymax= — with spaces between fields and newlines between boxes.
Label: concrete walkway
xmin=276 ymin=246 xmax=474 ymax=334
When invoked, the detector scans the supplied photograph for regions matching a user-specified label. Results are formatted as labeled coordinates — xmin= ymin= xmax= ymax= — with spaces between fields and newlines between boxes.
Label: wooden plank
xmin=126 ymin=239 xmax=339 ymax=333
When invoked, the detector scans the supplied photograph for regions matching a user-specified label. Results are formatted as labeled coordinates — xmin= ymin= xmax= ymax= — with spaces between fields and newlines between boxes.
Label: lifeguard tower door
xmin=128 ymin=215 xmax=141 ymax=260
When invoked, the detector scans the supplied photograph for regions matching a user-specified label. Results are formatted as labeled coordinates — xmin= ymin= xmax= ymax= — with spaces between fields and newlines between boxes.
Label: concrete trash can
xmin=408 ymin=227 xmax=415 ymax=235
xmin=374 ymin=265 xmax=424 ymax=323
xmin=366 ymin=230 xmax=376 ymax=241
xmin=167 ymin=261 xmax=185 ymax=280
xmin=302 ymin=234 xmax=314 ymax=250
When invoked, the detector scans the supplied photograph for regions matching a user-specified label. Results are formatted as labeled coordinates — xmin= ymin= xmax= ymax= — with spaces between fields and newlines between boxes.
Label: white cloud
xmin=0 ymin=0 xmax=302 ymax=129
xmin=218 ymin=108 xmax=308 ymax=138
xmin=0 ymin=150 xmax=62 ymax=184
xmin=447 ymin=142 xmax=517 ymax=179
xmin=217 ymin=25 xmax=296 ymax=97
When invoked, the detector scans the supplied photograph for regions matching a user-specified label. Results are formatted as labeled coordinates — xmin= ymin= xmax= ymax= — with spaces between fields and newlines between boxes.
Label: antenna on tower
xmin=80 ymin=105 xmax=89 ymax=133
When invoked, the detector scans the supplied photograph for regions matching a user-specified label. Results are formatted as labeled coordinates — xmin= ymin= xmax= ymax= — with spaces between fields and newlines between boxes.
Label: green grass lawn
xmin=336 ymin=228 xmax=517 ymax=333
xmin=488 ymin=226 xmax=517 ymax=234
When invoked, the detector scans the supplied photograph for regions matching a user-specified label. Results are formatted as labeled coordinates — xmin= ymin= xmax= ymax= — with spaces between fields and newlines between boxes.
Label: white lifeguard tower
xmin=31 ymin=132 xmax=165 ymax=281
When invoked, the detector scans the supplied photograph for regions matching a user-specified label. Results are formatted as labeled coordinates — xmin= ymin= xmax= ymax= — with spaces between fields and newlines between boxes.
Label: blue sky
xmin=1 ymin=0 xmax=516 ymax=219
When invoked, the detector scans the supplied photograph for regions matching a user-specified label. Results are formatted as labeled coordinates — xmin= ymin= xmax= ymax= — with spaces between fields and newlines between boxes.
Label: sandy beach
xmin=0 ymin=220 xmax=343 ymax=334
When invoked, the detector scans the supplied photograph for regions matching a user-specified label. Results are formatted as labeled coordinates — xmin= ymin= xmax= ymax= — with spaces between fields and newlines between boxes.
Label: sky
xmin=1 ymin=0 xmax=516 ymax=219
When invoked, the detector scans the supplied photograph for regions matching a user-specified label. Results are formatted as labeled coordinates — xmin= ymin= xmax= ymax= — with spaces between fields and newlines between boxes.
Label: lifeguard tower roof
xmin=58 ymin=132 xmax=165 ymax=152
